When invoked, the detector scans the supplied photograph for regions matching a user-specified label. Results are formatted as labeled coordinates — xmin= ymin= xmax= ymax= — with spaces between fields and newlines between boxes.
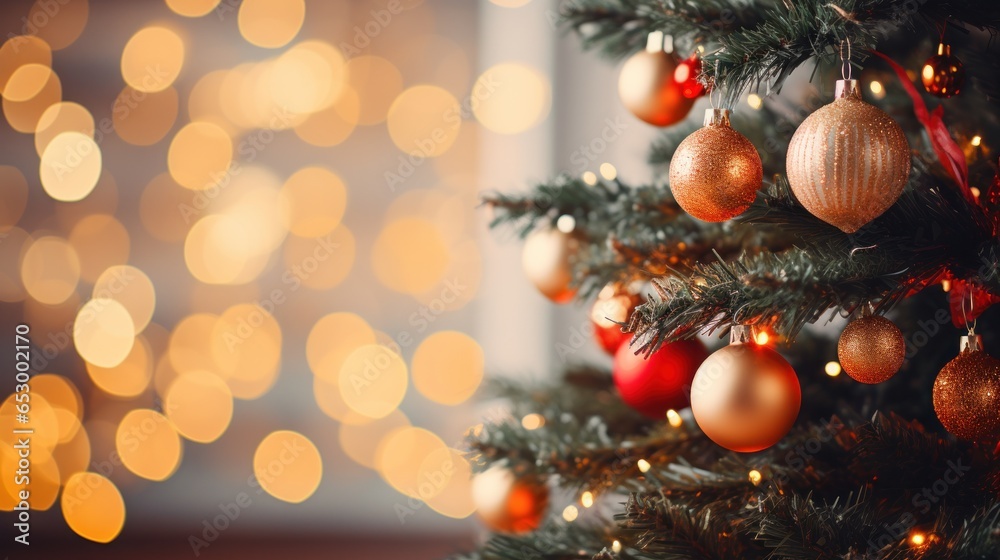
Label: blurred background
xmin=0 ymin=0 xmax=674 ymax=558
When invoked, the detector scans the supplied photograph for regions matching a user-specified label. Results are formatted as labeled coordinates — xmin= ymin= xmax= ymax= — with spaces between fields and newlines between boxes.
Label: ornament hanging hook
xmin=839 ymin=37 xmax=852 ymax=81
xmin=961 ymin=285 xmax=977 ymax=335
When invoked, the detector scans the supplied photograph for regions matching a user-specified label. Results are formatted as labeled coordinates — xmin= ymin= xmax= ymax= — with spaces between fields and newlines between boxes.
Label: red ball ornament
xmin=617 ymin=33 xmax=695 ymax=127
xmin=613 ymin=338 xmax=709 ymax=418
xmin=921 ymin=42 xmax=964 ymax=98
xmin=673 ymin=53 xmax=705 ymax=99
xmin=590 ymin=284 xmax=642 ymax=355
xmin=472 ymin=467 xmax=548 ymax=534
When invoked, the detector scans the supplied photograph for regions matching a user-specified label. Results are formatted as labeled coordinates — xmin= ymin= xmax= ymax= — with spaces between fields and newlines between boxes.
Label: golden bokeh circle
xmin=116 ymin=409 xmax=183 ymax=481
xmin=253 ymin=430 xmax=323 ymax=503
xmin=21 ymin=236 xmax=80 ymax=305
xmin=121 ymin=26 xmax=185 ymax=93
xmin=238 ymin=0 xmax=305 ymax=48
xmin=164 ymin=370 xmax=234 ymax=443
xmin=372 ymin=218 xmax=451 ymax=294
xmin=168 ymin=121 xmax=233 ymax=190
xmin=294 ymin=88 xmax=360 ymax=147
xmin=338 ymin=344 xmax=409 ymax=419
xmin=39 ymin=131 xmax=101 ymax=201
xmin=73 ymin=298 xmax=135 ymax=368
xmin=86 ymin=335 xmax=153 ymax=398
xmin=34 ymin=101 xmax=94 ymax=156
xmin=338 ymin=409 xmax=410 ymax=468
xmin=387 ymin=85 xmax=462 ymax=157
xmin=93 ymin=265 xmax=157 ymax=334
xmin=307 ymin=312 xmax=376 ymax=382
xmin=28 ymin=0 xmax=90 ymax=51
xmin=166 ymin=0 xmax=221 ymax=17
xmin=472 ymin=63 xmax=551 ymax=134
xmin=279 ymin=167 xmax=347 ymax=238
xmin=61 ymin=472 xmax=125 ymax=543
xmin=375 ymin=426 xmax=448 ymax=498
xmin=412 ymin=331 xmax=484 ymax=405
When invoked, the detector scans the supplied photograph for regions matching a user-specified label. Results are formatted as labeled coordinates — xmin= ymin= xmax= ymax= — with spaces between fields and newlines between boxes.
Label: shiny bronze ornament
xmin=933 ymin=334 xmax=1000 ymax=441
xmin=618 ymin=32 xmax=695 ymax=126
xmin=838 ymin=313 xmax=906 ymax=384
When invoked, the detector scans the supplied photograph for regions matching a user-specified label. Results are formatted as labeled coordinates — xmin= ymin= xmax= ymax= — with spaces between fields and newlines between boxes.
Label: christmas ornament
xmin=932 ymin=333 xmax=1000 ymax=441
xmin=837 ymin=311 xmax=906 ymax=384
xmin=921 ymin=42 xmax=964 ymax=98
xmin=786 ymin=79 xmax=911 ymax=233
xmin=613 ymin=337 xmax=708 ymax=418
xmin=618 ymin=32 xmax=695 ymax=126
xmin=669 ymin=108 xmax=763 ymax=222
xmin=690 ymin=325 xmax=801 ymax=452
xmin=521 ymin=225 xmax=579 ymax=304
xmin=472 ymin=466 xmax=548 ymax=534
xmin=591 ymin=284 xmax=642 ymax=355
xmin=673 ymin=52 xmax=705 ymax=99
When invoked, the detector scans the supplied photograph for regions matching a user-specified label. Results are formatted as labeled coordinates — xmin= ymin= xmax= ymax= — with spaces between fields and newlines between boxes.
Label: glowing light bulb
xmin=824 ymin=361 xmax=841 ymax=377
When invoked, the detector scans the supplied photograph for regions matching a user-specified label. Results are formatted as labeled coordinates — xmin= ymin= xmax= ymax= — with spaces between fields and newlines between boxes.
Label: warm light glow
xmin=372 ymin=218 xmax=451 ymax=294
xmin=971 ymin=187 xmax=981 ymax=199
xmin=52 ymin=424 xmax=91 ymax=484
xmin=294 ymin=88 xmax=360 ymax=146
xmin=282 ymin=225 xmax=356 ymax=290
xmin=346 ymin=56 xmax=403 ymax=126
xmin=113 ymin=86 xmax=179 ymax=146
xmin=31 ymin=374 xmax=83 ymax=442
xmin=168 ymin=313 xmax=220 ymax=374
xmin=121 ymin=26 xmax=184 ymax=93
xmin=637 ymin=459 xmax=651 ymax=473
xmin=339 ymin=410 xmax=411 ymax=468
xmin=86 ymin=335 xmax=153 ymax=397
xmin=599 ymin=162 xmax=617 ymax=181
xmin=412 ymin=331 xmax=484 ymax=405
xmin=910 ymin=532 xmax=926 ymax=546
xmin=93 ymin=265 xmax=156 ymax=334
xmin=581 ymin=171 xmax=597 ymax=185
xmin=268 ymin=41 xmax=345 ymax=114
xmin=473 ymin=63 xmax=551 ymax=134
xmin=165 ymin=370 xmax=234 ymax=443
xmin=422 ymin=448 xmax=477 ymax=519
xmin=562 ymin=505 xmax=579 ymax=522
xmin=61 ymin=472 xmax=125 ymax=543
xmin=387 ymin=85 xmax=462 ymax=157
xmin=307 ymin=312 xmax=376 ymax=383
xmin=612 ymin=540 xmax=622 ymax=553
xmin=0 ymin=36 xmax=52 ymax=92
xmin=73 ymin=298 xmax=135 ymax=368
xmin=34 ymin=101 xmax=94 ymax=156
xmin=184 ymin=214 xmax=258 ymax=285
xmin=2 ymin=61 xmax=61 ymax=133
xmin=941 ymin=279 xmax=951 ymax=292
xmin=69 ymin=214 xmax=130 ymax=282
xmin=869 ymin=80 xmax=886 ymax=99
xmin=755 ymin=330 xmax=770 ymax=345
xmin=748 ymin=469 xmax=762 ymax=485
xmin=166 ymin=0 xmax=221 ymax=17
xmin=116 ymin=409 xmax=183 ymax=481
xmin=922 ymin=64 xmax=934 ymax=82
xmin=238 ymin=0 xmax=305 ymax=49
xmin=556 ymin=214 xmax=576 ymax=233
xmin=825 ymin=361 xmax=842 ymax=377
xmin=168 ymin=121 xmax=233 ymax=190
xmin=280 ymin=166 xmax=347 ymax=237
xmin=375 ymin=427 xmax=449 ymax=499
xmin=210 ymin=303 xmax=282 ymax=399
xmin=4 ymin=63 xmax=53 ymax=102
xmin=666 ymin=409 xmax=683 ymax=427
xmin=22 ymin=236 xmax=81 ymax=305
xmin=747 ymin=94 xmax=763 ymax=110
xmin=253 ymin=430 xmax=323 ymax=503
xmin=338 ymin=344 xmax=409 ymax=419
xmin=972 ymin=135 xmax=983 ymax=147
xmin=521 ymin=413 xmax=545 ymax=430
xmin=40 ymin=131 xmax=102 ymax=201
xmin=581 ymin=491 xmax=594 ymax=508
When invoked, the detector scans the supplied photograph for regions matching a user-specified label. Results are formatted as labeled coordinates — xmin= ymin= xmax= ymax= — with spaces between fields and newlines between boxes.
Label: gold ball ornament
xmin=472 ymin=466 xmax=549 ymax=534
xmin=690 ymin=326 xmax=801 ymax=452
xmin=521 ymin=226 xmax=580 ymax=304
xmin=786 ymin=79 xmax=911 ymax=233
xmin=837 ymin=315 xmax=906 ymax=384
xmin=618 ymin=43 xmax=695 ymax=127
xmin=669 ymin=109 xmax=763 ymax=222
xmin=933 ymin=334 xmax=1000 ymax=442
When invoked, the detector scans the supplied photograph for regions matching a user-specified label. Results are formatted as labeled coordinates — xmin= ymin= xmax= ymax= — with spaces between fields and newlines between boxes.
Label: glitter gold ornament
xmin=591 ymin=283 xmax=642 ymax=355
xmin=618 ymin=33 xmax=695 ymax=127
xmin=690 ymin=326 xmax=801 ymax=452
xmin=786 ymin=79 xmax=911 ymax=233
xmin=669 ymin=109 xmax=763 ymax=222
xmin=922 ymin=42 xmax=965 ymax=98
xmin=521 ymin=226 xmax=579 ymax=304
xmin=932 ymin=334 xmax=1000 ymax=441
xmin=472 ymin=466 xmax=548 ymax=534
xmin=837 ymin=313 xmax=906 ymax=384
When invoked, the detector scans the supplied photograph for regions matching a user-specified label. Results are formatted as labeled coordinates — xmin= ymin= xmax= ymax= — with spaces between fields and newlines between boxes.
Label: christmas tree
xmin=457 ymin=1 xmax=1000 ymax=558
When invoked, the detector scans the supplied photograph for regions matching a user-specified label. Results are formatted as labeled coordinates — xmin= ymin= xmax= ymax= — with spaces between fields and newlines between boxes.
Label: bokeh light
xmin=472 ymin=63 xmax=551 ymax=134
xmin=421 ymin=447 xmax=477 ymax=518
xmin=338 ymin=410 xmax=410 ymax=468
xmin=238 ymin=0 xmax=305 ymax=49
xmin=61 ymin=472 xmax=125 ymax=543
xmin=412 ymin=331 xmax=484 ymax=405
xmin=121 ymin=26 xmax=184 ymax=93
xmin=168 ymin=313 xmax=220 ymax=375
xmin=372 ymin=218 xmax=451 ymax=294
xmin=168 ymin=121 xmax=233 ymax=190
xmin=0 ymin=36 xmax=52 ymax=91
xmin=74 ymin=298 xmax=135 ymax=368
xmin=28 ymin=0 xmax=90 ymax=51
xmin=268 ymin=40 xmax=345 ymax=114
xmin=87 ymin=335 xmax=153 ymax=397
xmin=282 ymin=225 xmax=355 ymax=291
xmin=39 ymin=131 xmax=102 ymax=201
xmin=307 ymin=312 xmax=376 ymax=382
xmin=31 ymin=373 xmax=84 ymax=442
xmin=346 ymin=56 xmax=403 ymax=126
xmin=4 ymin=63 xmax=54 ymax=102
xmin=34 ymin=101 xmax=95 ymax=156
xmin=164 ymin=370 xmax=234 ymax=443
xmin=253 ymin=430 xmax=323 ymax=503
xmin=294 ymin=88 xmax=360 ymax=146
xmin=21 ymin=236 xmax=81 ymax=305
xmin=339 ymin=344 xmax=409 ymax=419
xmin=166 ymin=0 xmax=221 ymax=17
xmin=93 ymin=265 xmax=156 ymax=334
xmin=113 ymin=86 xmax=179 ymax=146
xmin=210 ymin=303 xmax=283 ymax=399
xmin=279 ymin=166 xmax=347 ymax=238
xmin=375 ymin=427 xmax=448 ymax=498
xmin=116 ymin=409 xmax=183 ymax=481
xmin=387 ymin=85 xmax=462 ymax=157
xmin=68 ymin=214 xmax=130 ymax=282
xmin=52 ymin=425 xmax=91 ymax=484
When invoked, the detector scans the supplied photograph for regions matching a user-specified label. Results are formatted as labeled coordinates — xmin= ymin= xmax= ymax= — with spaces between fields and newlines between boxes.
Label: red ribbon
xmin=870 ymin=50 xmax=971 ymax=200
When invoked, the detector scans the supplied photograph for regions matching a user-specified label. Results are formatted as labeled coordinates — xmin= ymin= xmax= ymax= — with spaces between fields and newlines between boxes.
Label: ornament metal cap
xmin=834 ymin=79 xmax=862 ymax=100
xmin=730 ymin=324 xmax=753 ymax=345
xmin=960 ymin=334 xmax=983 ymax=353
xmin=937 ymin=42 xmax=951 ymax=56
xmin=703 ymin=108 xmax=731 ymax=127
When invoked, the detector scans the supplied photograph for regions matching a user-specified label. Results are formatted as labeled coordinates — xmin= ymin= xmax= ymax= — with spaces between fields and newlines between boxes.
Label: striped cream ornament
xmin=786 ymin=79 xmax=911 ymax=233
